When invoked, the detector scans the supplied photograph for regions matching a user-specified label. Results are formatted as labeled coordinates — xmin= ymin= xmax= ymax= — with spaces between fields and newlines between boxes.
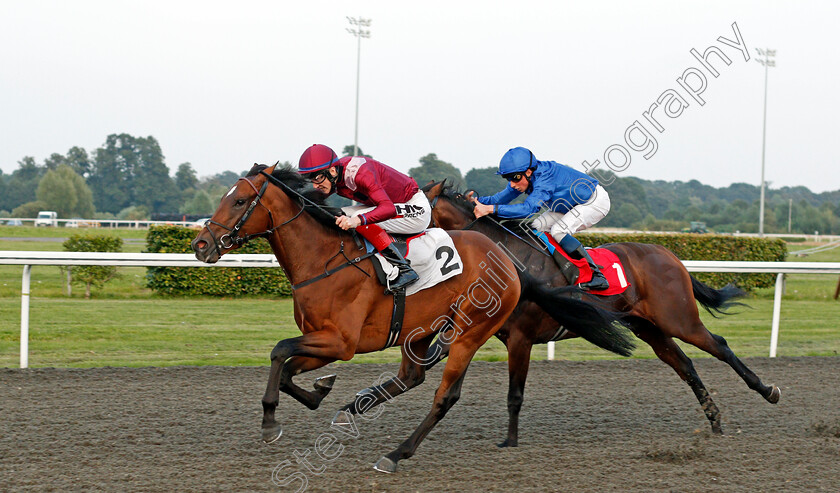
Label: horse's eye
xmin=234 ymin=199 xmax=246 ymax=206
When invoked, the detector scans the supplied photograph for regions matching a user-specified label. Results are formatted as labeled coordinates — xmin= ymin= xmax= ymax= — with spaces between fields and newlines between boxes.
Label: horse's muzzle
xmin=191 ymin=233 xmax=220 ymax=264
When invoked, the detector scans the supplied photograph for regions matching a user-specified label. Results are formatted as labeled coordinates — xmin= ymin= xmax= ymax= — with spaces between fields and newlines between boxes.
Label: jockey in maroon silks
xmin=298 ymin=144 xmax=432 ymax=292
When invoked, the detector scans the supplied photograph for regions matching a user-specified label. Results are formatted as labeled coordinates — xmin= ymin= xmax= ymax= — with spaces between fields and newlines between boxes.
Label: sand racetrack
xmin=2 ymin=357 xmax=839 ymax=492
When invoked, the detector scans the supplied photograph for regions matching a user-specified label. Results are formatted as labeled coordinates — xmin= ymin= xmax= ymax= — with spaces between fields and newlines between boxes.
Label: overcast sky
xmin=2 ymin=1 xmax=838 ymax=192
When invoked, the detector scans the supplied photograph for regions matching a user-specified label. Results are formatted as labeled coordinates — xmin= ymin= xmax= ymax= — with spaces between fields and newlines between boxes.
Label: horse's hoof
xmin=766 ymin=385 xmax=781 ymax=404
xmin=711 ymin=422 xmax=723 ymax=435
xmin=373 ymin=456 xmax=397 ymax=474
xmin=497 ymin=439 xmax=518 ymax=448
xmin=262 ymin=424 xmax=283 ymax=444
xmin=331 ymin=410 xmax=353 ymax=427
xmin=314 ymin=374 xmax=337 ymax=390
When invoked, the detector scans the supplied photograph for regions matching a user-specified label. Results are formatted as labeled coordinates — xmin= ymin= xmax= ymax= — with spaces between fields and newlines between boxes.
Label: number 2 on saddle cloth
xmin=535 ymin=231 xmax=630 ymax=296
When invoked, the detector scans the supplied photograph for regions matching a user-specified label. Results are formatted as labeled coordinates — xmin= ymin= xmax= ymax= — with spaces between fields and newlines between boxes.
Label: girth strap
xmin=384 ymin=288 xmax=406 ymax=349
xmin=288 ymin=244 xmax=406 ymax=351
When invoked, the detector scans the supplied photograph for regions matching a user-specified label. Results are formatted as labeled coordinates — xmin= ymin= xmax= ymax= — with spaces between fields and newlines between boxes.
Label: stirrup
xmin=578 ymin=271 xmax=609 ymax=291
xmin=388 ymin=268 xmax=419 ymax=292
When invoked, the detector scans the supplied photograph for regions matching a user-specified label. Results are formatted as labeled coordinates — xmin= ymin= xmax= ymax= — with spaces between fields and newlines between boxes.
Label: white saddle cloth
xmin=375 ymin=228 xmax=464 ymax=296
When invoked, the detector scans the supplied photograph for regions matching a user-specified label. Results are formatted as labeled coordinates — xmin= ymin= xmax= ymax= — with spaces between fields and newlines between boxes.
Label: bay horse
xmin=191 ymin=164 xmax=634 ymax=472
xmin=417 ymin=180 xmax=780 ymax=446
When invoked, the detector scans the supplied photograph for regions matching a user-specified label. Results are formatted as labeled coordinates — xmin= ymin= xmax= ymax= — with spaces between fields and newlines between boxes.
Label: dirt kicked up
xmin=2 ymin=357 xmax=839 ymax=492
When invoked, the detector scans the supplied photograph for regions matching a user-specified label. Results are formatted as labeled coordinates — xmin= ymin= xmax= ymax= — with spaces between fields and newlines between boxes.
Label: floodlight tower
xmin=755 ymin=48 xmax=776 ymax=236
xmin=346 ymin=17 xmax=371 ymax=157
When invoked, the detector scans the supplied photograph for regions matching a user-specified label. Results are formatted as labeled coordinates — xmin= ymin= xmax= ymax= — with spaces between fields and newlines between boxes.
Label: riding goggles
xmin=501 ymin=172 xmax=526 ymax=182
xmin=308 ymin=170 xmax=329 ymax=184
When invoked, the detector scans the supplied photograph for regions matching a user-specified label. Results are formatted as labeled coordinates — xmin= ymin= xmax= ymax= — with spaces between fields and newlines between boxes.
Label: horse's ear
xmin=266 ymin=162 xmax=278 ymax=174
xmin=424 ymin=181 xmax=443 ymax=199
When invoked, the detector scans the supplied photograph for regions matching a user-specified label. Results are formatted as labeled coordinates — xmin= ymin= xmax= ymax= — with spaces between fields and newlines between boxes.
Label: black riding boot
xmin=380 ymin=244 xmax=420 ymax=292
xmin=570 ymin=246 xmax=609 ymax=291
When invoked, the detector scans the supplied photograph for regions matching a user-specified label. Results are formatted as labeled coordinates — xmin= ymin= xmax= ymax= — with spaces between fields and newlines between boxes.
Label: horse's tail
xmin=690 ymin=275 xmax=749 ymax=318
xmin=523 ymin=279 xmax=635 ymax=357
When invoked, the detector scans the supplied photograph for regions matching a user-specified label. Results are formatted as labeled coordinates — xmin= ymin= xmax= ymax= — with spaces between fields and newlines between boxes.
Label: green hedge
xmin=145 ymin=227 xmax=785 ymax=294
xmin=145 ymin=226 xmax=291 ymax=297
xmin=578 ymin=232 xmax=787 ymax=289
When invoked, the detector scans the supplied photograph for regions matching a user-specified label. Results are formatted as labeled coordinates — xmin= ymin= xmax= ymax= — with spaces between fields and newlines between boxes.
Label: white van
xmin=34 ymin=211 xmax=58 ymax=227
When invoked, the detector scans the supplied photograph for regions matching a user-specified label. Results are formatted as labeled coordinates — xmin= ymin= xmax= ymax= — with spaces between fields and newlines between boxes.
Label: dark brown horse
xmin=418 ymin=180 xmax=780 ymax=446
xmin=191 ymin=164 xmax=634 ymax=472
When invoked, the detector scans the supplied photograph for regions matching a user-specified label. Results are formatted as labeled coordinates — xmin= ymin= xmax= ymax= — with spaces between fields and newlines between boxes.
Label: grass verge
xmin=1 ymin=234 xmax=838 ymax=368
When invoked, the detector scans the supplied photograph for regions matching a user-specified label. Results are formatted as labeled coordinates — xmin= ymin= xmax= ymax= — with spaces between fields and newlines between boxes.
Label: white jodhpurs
xmin=529 ymin=185 xmax=611 ymax=241
xmin=342 ymin=190 xmax=432 ymax=234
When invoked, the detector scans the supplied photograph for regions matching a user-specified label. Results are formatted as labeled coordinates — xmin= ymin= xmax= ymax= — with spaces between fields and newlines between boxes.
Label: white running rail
xmin=1 ymin=252 xmax=278 ymax=368
xmin=2 ymin=252 xmax=839 ymax=367
xmin=545 ymin=260 xmax=840 ymax=361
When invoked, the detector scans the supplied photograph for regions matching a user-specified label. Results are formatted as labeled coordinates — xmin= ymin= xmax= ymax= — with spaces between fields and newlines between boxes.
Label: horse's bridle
xmin=427 ymin=193 xmax=440 ymax=228
xmin=205 ymin=170 xmax=341 ymax=253
xmin=204 ymin=177 xmax=273 ymax=252
xmin=205 ymin=169 xmax=376 ymax=289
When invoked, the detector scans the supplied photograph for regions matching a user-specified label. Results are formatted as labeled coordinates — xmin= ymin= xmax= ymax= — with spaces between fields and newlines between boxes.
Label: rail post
xmin=769 ymin=272 xmax=784 ymax=357
xmin=21 ymin=265 xmax=31 ymax=368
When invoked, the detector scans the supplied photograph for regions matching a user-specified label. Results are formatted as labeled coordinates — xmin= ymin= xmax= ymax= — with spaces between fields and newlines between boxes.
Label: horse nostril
xmin=195 ymin=240 xmax=207 ymax=250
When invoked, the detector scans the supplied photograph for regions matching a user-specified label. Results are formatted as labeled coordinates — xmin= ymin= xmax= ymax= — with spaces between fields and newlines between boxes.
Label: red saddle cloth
xmin=545 ymin=239 xmax=631 ymax=296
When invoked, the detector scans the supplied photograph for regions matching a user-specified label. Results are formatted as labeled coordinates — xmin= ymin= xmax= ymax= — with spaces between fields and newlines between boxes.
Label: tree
xmin=663 ymin=207 xmax=685 ymax=221
xmin=43 ymin=153 xmax=66 ymax=170
xmin=181 ymin=189 xmax=214 ymax=215
xmin=88 ymin=134 xmax=137 ymax=213
xmin=69 ymin=168 xmax=96 ymax=218
xmin=117 ymin=205 xmax=150 ymax=220
xmin=62 ymin=233 xmax=123 ymax=299
xmin=202 ymin=170 xmax=241 ymax=190
xmin=341 ymin=145 xmax=371 ymax=158
xmin=66 ymin=146 xmax=92 ymax=177
xmin=0 ymin=170 xmax=6 ymax=209
xmin=175 ymin=162 xmax=198 ymax=190
xmin=607 ymin=202 xmax=643 ymax=227
xmin=408 ymin=153 xmax=464 ymax=189
xmin=12 ymin=200 xmax=48 ymax=219
xmin=3 ymin=157 xmax=43 ymax=211
xmin=602 ymin=176 xmax=650 ymax=218
xmin=36 ymin=165 xmax=95 ymax=218
xmin=132 ymin=138 xmax=180 ymax=213
xmin=36 ymin=168 xmax=75 ymax=217
xmin=465 ymin=167 xmax=506 ymax=195
xmin=88 ymin=133 xmax=179 ymax=214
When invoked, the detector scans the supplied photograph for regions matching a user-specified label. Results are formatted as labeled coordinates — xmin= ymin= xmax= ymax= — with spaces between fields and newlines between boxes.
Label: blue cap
xmin=497 ymin=147 xmax=535 ymax=175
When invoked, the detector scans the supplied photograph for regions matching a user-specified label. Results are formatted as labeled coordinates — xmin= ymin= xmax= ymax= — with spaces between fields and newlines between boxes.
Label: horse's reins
xmin=429 ymin=191 xmax=549 ymax=257
xmin=259 ymin=170 xmax=342 ymax=220
xmin=478 ymin=216 xmax=550 ymax=257
xmin=207 ymin=170 xmax=339 ymax=251
xmin=206 ymin=170 xmax=373 ymax=290
xmin=427 ymin=194 xmax=440 ymax=228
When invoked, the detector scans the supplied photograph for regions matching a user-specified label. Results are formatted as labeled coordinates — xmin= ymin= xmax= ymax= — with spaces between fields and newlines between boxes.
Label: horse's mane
xmin=246 ymin=163 xmax=346 ymax=231
xmin=422 ymin=180 xmax=533 ymax=231
xmin=422 ymin=179 xmax=553 ymax=259
xmin=421 ymin=180 xmax=476 ymax=219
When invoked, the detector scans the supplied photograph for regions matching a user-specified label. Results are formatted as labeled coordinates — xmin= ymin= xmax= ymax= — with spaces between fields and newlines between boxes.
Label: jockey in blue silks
xmin=468 ymin=146 xmax=611 ymax=291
